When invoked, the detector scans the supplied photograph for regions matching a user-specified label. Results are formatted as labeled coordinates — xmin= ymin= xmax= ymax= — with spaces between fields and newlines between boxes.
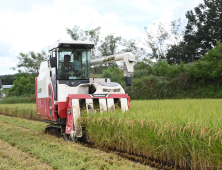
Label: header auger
xmin=35 ymin=40 xmax=135 ymax=142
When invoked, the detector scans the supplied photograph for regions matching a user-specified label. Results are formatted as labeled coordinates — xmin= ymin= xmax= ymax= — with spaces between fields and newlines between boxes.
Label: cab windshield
xmin=57 ymin=48 xmax=91 ymax=80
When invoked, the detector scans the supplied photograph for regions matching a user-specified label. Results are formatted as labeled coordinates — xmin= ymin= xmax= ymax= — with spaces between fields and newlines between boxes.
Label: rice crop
xmin=0 ymin=99 xmax=221 ymax=169
xmin=0 ymin=103 xmax=40 ymax=120
xmin=81 ymin=99 xmax=222 ymax=169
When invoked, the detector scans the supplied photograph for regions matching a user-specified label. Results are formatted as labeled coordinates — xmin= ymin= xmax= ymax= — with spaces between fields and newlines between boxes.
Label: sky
xmin=0 ymin=0 xmax=203 ymax=75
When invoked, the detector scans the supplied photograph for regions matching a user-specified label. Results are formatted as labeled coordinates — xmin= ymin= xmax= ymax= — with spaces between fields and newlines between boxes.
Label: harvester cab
xmin=36 ymin=40 xmax=135 ymax=142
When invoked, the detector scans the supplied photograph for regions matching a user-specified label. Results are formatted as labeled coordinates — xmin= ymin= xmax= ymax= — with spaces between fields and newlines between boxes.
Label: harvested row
xmin=0 ymin=139 xmax=52 ymax=170
xmin=0 ymin=114 xmax=152 ymax=170
xmin=0 ymin=99 xmax=222 ymax=169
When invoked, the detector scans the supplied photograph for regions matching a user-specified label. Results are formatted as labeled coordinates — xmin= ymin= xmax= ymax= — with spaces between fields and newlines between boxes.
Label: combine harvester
xmin=36 ymin=41 xmax=135 ymax=142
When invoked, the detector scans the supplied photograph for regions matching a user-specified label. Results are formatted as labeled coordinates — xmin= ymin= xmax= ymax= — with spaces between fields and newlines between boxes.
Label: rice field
xmin=0 ymin=99 xmax=222 ymax=169
xmin=0 ymin=103 xmax=39 ymax=120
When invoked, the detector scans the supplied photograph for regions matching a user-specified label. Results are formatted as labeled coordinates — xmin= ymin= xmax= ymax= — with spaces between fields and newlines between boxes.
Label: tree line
xmin=2 ymin=0 xmax=222 ymax=102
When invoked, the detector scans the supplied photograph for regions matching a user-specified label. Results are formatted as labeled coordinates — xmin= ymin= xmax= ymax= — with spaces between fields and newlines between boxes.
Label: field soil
xmin=0 ymin=114 xmax=152 ymax=170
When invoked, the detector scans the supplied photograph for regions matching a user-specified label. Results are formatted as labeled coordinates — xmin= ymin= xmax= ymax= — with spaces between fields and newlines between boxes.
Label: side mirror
xmin=50 ymin=57 xmax=57 ymax=68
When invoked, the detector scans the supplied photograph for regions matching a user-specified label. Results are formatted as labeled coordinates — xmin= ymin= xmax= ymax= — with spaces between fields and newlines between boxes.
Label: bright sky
xmin=0 ymin=0 xmax=203 ymax=75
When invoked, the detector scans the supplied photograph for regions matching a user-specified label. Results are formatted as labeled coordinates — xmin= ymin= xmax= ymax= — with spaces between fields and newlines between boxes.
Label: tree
xmin=168 ymin=0 xmax=222 ymax=64
xmin=120 ymin=39 xmax=146 ymax=60
xmin=145 ymin=19 xmax=184 ymax=61
xmin=98 ymin=34 xmax=121 ymax=56
xmin=0 ymin=75 xmax=15 ymax=85
xmin=67 ymin=25 xmax=148 ymax=73
xmin=8 ymin=73 xmax=35 ymax=96
xmin=67 ymin=25 xmax=101 ymax=59
xmin=98 ymin=34 xmax=121 ymax=70
xmin=187 ymin=41 xmax=222 ymax=80
xmin=12 ymin=51 xmax=48 ymax=74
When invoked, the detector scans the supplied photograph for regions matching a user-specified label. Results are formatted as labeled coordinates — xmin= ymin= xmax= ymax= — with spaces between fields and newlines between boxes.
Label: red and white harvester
xmin=35 ymin=40 xmax=135 ymax=142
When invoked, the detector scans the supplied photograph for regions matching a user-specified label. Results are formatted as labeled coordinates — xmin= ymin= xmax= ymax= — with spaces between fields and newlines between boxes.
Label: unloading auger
xmin=35 ymin=40 xmax=135 ymax=142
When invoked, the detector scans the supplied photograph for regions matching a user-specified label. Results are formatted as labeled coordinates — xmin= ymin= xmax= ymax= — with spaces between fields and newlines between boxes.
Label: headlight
xmin=114 ymin=89 xmax=120 ymax=92
xmin=103 ymin=89 xmax=110 ymax=92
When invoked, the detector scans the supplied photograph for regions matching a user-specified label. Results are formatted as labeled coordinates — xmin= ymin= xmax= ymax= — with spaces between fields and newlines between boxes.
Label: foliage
xmin=152 ymin=60 xmax=185 ymax=77
xmin=99 ymin=34 xmax=121 ymax=56
xmin=101 ymin=45 xmax=222 ymax=100
xmin=134 ymin=59 xmax=152 ymax=70
xmin=0 ymin=75 xmax=15 ymax=85
xmin=98 ymin=34 xmax=122 ymax=69
xmin=12 ymin=51 xmax=48 ymax=74
xmin=121 ymin=39 xmax=146 ymax=61
xmin=67 ymin=25 xmax=101 ymax=59
xmin=7 ymin=73 xmax=36 ymax=97
xmin=187 ymin=41 xmax=222 ymax=80
xmin=101 ymin=66 xmax=124 ymax=82
xmin=145 ymin=19 xmax=184 ymax=60
xmin=167 ymin=0 xmax=222 ymax=63
xmin=185 ymin=0 xmax=222 ymax=57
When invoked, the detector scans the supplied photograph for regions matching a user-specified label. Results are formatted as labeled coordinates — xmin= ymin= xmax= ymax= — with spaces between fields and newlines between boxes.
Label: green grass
xmin=0 ymin=99 xmax=221 ymax=169
xmin=0 ymin=139 xmax=52 ymax=170
xmin=0 ymin=114 xmax=151 ymax=170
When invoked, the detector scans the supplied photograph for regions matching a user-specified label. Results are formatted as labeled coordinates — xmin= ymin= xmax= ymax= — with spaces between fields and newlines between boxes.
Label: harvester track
xmin=45 ymin=127 xmax=178 ymax=170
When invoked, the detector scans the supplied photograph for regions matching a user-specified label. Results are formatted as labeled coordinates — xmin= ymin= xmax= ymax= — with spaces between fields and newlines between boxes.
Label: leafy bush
xmin=8 ymin=73 xmax=36 ymax=97
xmin=187 ymin=41 xmax=222 ymax=80
xmin=152 ymin=60 xmax=185 ymax=77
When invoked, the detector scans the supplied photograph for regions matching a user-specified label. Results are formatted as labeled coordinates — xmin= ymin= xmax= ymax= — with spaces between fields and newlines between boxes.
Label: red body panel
xmin=36 ymin=80 xmax=57 ymax=121
xmin=56 ymin=102 xmax=68 ymax=119
xmin=36 ymin=97 xmax=51 ymax=120
xmin=35 ymin=77 xmax=38 ymax=114
xmin=65 ymin=105 xmax=74 ymax=134
xmin=68 ymin=94 xmax=129 ymax=99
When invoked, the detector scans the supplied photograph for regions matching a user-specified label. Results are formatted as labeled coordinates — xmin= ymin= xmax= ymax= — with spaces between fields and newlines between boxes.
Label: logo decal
xmin=103 ymin=56 xmax=115 ymax=62
xmin=89 ymin=94 xmax=110 ymax=97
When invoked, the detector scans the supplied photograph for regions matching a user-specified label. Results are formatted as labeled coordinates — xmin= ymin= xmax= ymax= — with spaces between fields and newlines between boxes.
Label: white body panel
xmin=89 ymin=78 xmax=110 ymax=83
xmin=120 ymin=98 xmax=128 ymax=112
xmin=86 ymin=99 xmax=94 ymax=113
xmin=57 ymin=83 xmax=90 ymax=102
xmin=71 ymin=99 xmax=82 ymax=137
xmin=107 ymin=98 xmax=115 ymax=111
xmin=38 ymin=61 xmax=52 ymax=98
xmin=93 ymin=82 xmax=125 ymax=94
xmin=99 ymin=98 xmax=107 ymax=112
xmin=57 ymin=84 xmax=78 ymax=102
xmin=90 ymin=52 xmax=135 ymax=77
